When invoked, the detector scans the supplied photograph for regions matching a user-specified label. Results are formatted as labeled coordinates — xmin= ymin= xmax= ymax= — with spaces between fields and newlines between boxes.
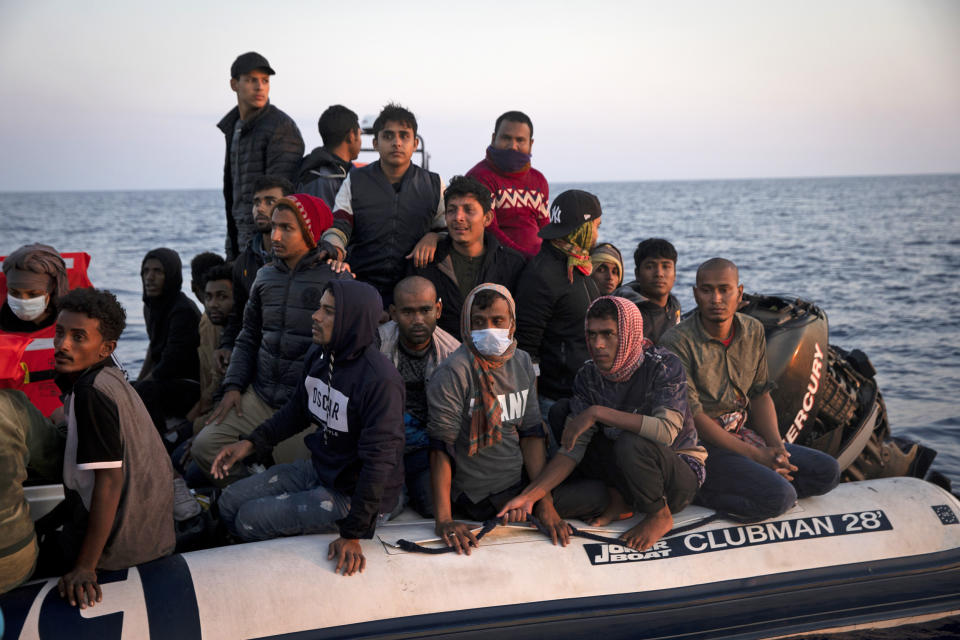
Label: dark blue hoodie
xmin=245 ymin=279 xmax=405 ymax=539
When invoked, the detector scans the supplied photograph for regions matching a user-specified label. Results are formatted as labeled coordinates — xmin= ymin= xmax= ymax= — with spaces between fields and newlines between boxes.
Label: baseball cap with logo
xmin=538 ymin=189 xmax=603 ymax=240
xmin=231 ymin=52 xmax=276 ymax=79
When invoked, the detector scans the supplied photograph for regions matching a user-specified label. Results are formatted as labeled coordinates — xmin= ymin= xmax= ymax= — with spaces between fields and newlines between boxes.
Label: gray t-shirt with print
xmin=427 ymin=345 xmax=543 ymax=503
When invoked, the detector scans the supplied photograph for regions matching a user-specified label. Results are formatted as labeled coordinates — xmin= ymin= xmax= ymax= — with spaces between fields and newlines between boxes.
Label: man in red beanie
xmin=193 ymin=194 xmax=353 ymax=485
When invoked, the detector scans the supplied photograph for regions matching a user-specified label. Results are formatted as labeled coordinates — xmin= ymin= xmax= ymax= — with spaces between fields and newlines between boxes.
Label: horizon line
xmin=1 ymin=170 xmax=958 ymax=195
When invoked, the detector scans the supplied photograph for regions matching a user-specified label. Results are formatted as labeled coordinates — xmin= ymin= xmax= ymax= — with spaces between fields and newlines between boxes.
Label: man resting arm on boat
xmin=426 ymin=284 xmax=563 ymax=554
xmin=500 ymin=296 xmax=706 ymax=551
xmin=211 ymin=280 xmax=404 ymax=576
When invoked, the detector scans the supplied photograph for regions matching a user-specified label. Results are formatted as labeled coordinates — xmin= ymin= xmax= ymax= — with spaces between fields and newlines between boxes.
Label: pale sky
xmin=1 ymin=0 xmax=958 ymax=191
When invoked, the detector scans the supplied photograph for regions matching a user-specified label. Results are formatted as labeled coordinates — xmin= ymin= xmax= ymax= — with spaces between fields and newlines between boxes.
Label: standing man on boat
xmin=194 ymin=194 xmax=350 ymax=485
xmin=660 ymin=258 xmax=839 ymax=520
xmin=499 ymin=296 xmax=707 ymax=551
xmin=378 ymin=276 xmax=460 ymax=517
xmin=211 ymin=279 xmax=404 ymax=577
xmin=296 ymin=105 xmax=362 ymax=209
xmin=615 ymin=238 xmax=682 ymax=344
xmin=216 ymin=175 xmax=293 ymax=374
xmin=219 ymin=52 xmax=304 ymax=260
xmin=427 ymin=285 xmax=566 ymax=554
xmin=466 ymin=111 xmax=549 ymax=258
xmin=515 ymin=190 xmax=601 ymax=421
xmin=320 ymin=103 xmax=446 ymax=306
xmin=413 ymin=175 xmax=527 ymax=340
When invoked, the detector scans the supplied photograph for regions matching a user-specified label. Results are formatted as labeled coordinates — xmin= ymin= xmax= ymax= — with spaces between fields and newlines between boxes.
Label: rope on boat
xmin=392 ymin=512 xmax=723 ymax=555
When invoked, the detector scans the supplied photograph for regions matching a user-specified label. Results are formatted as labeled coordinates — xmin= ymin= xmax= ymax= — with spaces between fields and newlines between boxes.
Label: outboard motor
xmin=740 ymin=294 xmax=936 ymax=481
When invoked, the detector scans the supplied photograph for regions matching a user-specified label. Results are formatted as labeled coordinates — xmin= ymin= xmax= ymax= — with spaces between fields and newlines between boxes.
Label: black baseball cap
xmin=231 ymin=52 xmax=275 ymax=78
xmin=538 ymin=190 xmax=602 ymax=239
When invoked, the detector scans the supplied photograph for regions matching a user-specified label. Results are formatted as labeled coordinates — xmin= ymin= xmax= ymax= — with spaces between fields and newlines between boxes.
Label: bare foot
xmin=588 ymin=488 xmax=634 ymax=526
xmin=619 ymin=504 xmax=673 ymax=551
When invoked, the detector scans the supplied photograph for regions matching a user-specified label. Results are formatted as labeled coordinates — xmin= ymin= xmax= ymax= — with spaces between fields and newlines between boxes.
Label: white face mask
xmin=471 ymin=328 xmax=513 ymax=357
xmin=7 ymin=293 xmax=49 ymax=322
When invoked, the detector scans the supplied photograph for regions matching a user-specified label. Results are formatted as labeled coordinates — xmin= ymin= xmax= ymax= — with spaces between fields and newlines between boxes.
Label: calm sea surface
xmin=1 ymin=175 xmax=958 ymax=489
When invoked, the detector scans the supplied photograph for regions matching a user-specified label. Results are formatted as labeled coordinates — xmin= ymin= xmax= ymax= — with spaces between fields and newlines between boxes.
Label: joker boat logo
xmin=585 ymin=510 xmax=891 ymax=566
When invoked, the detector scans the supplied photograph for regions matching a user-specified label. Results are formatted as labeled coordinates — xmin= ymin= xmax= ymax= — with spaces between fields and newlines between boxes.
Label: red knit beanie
xmin=274 ymin=194 xmax=333 ymax=248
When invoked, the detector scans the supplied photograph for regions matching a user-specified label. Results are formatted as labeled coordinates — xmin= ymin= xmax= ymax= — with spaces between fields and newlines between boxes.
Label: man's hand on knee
xmin=207 ymin=389 xmax=243 ymax=425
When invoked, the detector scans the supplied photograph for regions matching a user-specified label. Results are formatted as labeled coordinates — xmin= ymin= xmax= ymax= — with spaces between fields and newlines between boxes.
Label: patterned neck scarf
xmin=551 ymin=220 xmax=596 ymax=283
xmin=461 ymin=283 xmax=517 ymax=456
xmin=588 ymin=296 xmax=651 ymax=382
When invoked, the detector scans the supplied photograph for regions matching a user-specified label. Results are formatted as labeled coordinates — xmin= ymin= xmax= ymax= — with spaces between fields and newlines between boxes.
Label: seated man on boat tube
xmin=499 ymin=296 xmax=707 ymax=551
xmin=41 ymin=288 xmax=175 ymax=608
xmin=660 ymin=258 xmax=840 ymax=520
xmin=194 ymin=194 xmax=350 ymax=486
xmin=211 ymin=279 xmax=404 ymax=577
xmin=427 ymin=284 xmax=571 ymax=554
xmin=378 ymin=276 xmax=460 ymax=517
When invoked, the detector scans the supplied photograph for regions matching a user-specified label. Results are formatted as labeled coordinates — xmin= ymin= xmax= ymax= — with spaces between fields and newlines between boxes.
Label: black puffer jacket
xmin=295 ymin=147 xmax=353 ymax=210
xmin=515 ymin=242 xmax=599 ymax=400
xmin=140 ymin=248 xmax=200 ymax=381
xmin=218 ymin=103 xmax=304 ymax=259
xmin=413 ymin=232 xmax=527 ymax=341
xmin=221 ymin=249 xmax=350 ymax=408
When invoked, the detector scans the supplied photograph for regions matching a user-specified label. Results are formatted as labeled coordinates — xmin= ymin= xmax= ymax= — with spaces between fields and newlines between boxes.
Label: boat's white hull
xmin=3 ymin=477 xmax=959 ymax=639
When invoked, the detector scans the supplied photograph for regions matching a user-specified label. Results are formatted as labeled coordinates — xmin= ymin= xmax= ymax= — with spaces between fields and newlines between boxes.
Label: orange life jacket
xmin=0 ymin=252 xmax=93 ymax=416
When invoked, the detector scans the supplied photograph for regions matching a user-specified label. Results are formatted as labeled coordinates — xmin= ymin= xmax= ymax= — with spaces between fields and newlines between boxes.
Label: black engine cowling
xmin=740 ymin=293 xmax=934 ymax=480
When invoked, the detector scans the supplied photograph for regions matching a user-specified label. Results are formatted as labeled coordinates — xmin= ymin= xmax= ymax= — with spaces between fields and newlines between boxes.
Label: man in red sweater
xmin=466 ymin=111 xmax=549 ymax=258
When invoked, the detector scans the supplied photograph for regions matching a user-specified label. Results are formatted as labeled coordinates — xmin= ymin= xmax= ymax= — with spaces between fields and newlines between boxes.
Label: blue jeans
xmin=698 ymin=443 xmax=840 ymax=521
xmin=218 ymin=459 xmax=351 ymax=542
xmin=404 ymin=448 xmax=434 ymax=518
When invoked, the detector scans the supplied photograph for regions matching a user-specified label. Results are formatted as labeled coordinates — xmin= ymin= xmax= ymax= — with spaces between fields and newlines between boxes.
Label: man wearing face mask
xmin=466 ymin=111 xmax=549 ymax=258
xmin=426 ymin=284 xmax=566 ymax=555
xmin=1 ymin=243 xmax=87 ymax=482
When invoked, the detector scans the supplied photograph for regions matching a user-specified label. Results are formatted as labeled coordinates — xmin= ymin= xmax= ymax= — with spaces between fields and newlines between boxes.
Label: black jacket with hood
xmin=515 ymin=241 xmax=599 ymax=400
xmin=295 ymin=147 xmax=353 ymax=210
xmin=245 ymin=279 xmax=405 ymax=540
xmin=221 ymin=248 xmax=350 ymax=409
xmin=140 ymin=248 xmax=200 ymax=381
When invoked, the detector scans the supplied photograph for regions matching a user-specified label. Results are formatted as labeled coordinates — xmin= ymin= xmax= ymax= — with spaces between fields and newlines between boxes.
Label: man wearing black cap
xmin=218 ymin=51 xmax=304 ymax=260
xmin=515 ymin=190 xmax=602 ymax=419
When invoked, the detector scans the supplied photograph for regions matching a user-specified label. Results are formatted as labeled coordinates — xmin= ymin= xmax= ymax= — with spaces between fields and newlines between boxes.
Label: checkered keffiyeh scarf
xmin=588 ymin=296 xmax=651 ymax=382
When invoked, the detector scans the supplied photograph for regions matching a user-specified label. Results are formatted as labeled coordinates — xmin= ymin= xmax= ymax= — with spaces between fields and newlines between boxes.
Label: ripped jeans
xmin=218 ymin=458 xmax=353 ymax=542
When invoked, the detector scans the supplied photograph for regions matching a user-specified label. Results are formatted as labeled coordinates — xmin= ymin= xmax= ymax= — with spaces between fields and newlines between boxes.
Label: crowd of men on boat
xmin=0 ymin=51 xmax=840 ymax=607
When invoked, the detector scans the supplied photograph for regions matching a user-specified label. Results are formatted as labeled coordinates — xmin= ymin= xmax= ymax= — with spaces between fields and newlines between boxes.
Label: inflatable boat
xmin=3 ymin=477 xmax=959 ymax=639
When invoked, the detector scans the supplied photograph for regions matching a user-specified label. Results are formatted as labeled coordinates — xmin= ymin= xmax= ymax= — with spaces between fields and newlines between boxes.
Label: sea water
xmin=1 ymin=174 xmax=958 ymax=488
